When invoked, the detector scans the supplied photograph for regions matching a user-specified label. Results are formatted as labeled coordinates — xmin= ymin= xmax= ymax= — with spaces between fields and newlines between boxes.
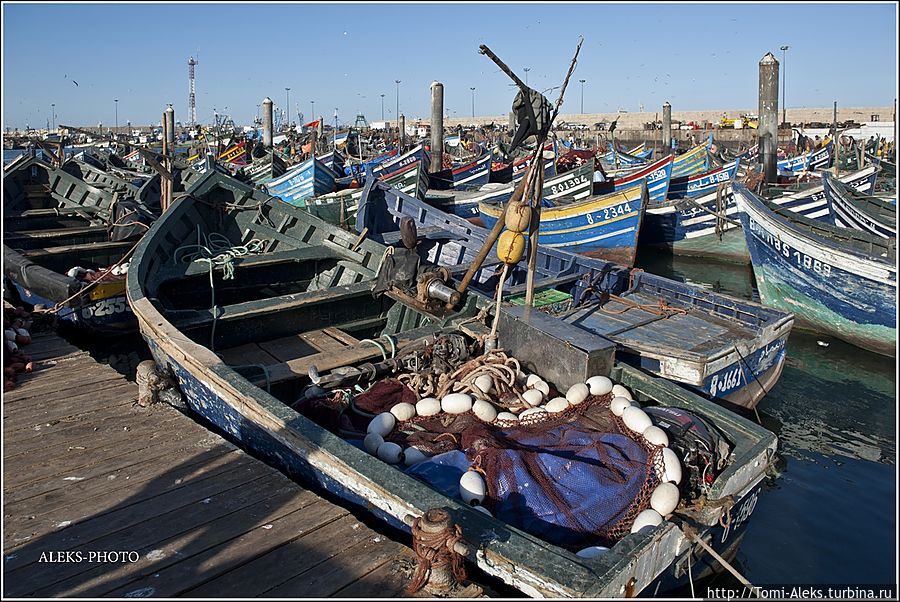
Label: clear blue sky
xmin=2 ymin=2 xmax=897 ymax=129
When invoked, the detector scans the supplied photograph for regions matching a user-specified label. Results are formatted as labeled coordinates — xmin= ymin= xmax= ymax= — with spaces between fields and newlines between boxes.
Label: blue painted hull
xmin=265 ymin=158 xmax=338 ymax=205
xmin=595 ymin=155 xmax=674 ymax=203
xmin=640 ymin=166 xmax=879 ymax=262
xmin=734 ymin=182 xmax=896 ymax=357
xmin=479 ymin=187 xmax=646 ymax=265
xmin=777 ymin=142 xmax=833 ymax=172
xmin=450 ymin=151 xmax=492 ymax=190
xmin=430 ymin=162 xmax=594 ymax=220
xmin=12 ymin=282 xmax=135 ymax=335
xmin=667 ymin=158 xmax=741 ymax=200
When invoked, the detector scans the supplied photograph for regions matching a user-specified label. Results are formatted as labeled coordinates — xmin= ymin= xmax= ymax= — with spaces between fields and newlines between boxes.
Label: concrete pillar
xmin=758 ymin=53 xmax=779 ymax=184
xmin=165 ymin=105 xmax=175 ymax=148
xmin=662 ymin=102 xmax=672 ymax=154
xmin=262 ymin=97 xmax=273 ymax=148
xmin=430 ymin=81 xmax=444 ymax=173
xmin=309 ymin=130 xmax=318 ymax=159
xmin=508 ymin=111 xmax=515 ymax=134
xmin=399 ymin=114 xmax=406 ymax=149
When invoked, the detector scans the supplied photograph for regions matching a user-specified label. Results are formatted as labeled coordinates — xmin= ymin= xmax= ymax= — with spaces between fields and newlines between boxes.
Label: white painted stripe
xmin=544 ymin=226 xmax=635 ymax=247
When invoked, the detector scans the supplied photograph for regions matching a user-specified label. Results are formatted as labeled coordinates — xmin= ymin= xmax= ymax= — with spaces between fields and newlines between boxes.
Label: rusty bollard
xmin=405 ymin=509 xmax=480 ymax=597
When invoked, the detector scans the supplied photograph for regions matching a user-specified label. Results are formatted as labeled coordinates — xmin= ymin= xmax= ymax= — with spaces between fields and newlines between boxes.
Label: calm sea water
xmin=635 ymin=249 xmax=897 ymax=591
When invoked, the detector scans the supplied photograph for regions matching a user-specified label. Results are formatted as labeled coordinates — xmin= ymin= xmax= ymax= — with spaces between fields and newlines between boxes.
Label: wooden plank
xmin=23 ymin=240 xmax=134 ymax=259
xmin=4 ymin=471 xmax=288 ymax=597
xmin=3 ymin=370 xmax=132 ymax=410
xmin=2 ymin=449 xmax=253 ymax=559
xmin=264 ymin=528 xmax=411 ymax=597
xmin=300 ymin=329 xmax=350 ymax=353
xmin=102 ymin=501 xmax=349 ymax=597
xmin=3 ymin=416 xmax=200 ymax=488
xmin=332 ymin=551 xmax=416 ymax=598
xmin=257 ymin=334 xmax=319 ymax=362
xmin=4 ymin=410 xmax=185 ymax=460
xmin=3 ymin=382 xmax=138 ymax=427
xmin=181 ymin=514 xmax=389 ymax=598
xmin=2 ymin=428 xmax=225 ymax=507
xmin=323 ymin=326 xmax=361 ymax=346
xmin=216 ymin=342 xmax=280 ymax=367
xmin=15 ymin=478 xmax=314 ymax=598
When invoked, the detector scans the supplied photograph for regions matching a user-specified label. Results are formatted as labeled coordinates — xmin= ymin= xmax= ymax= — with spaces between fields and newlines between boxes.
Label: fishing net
xmin=391 ymin=390 xmax=666 ymax=550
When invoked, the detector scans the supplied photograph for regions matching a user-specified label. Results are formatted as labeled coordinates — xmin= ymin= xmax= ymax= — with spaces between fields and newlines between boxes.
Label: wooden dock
xmin=3 ymin=332 xmax=419 ymax=598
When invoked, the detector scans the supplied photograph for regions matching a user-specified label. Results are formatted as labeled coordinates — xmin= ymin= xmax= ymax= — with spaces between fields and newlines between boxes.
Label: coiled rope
xmin=173 ymin=225 xmax=266 ymax=351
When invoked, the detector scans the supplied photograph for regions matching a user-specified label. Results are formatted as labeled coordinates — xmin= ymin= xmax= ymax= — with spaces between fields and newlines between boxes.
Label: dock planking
xmin=2 ymin=332 xmax=414 ymax=598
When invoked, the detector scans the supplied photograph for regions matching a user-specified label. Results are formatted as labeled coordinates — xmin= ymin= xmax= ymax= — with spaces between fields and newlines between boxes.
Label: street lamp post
xmin=470 ymin=87 xmax=475 ymax=118
xmin=311 ymin=100 xmax=315 ymax=124
xmin=780 ymin=45 xmax=789 ymax=126
xmin=395 ymin=80 xmax=401 ymax=135
xmin=523 ymin=67 xmax=531 ymax=86
xmin=381 ymin=93 xmax=385 ymax=121
xmin=51 ymin=103 xmax=55 ymax=131
xmin=114 ymin=99 xmax=118 ymax=139
xmin=579 ymin=79 xmax=586 ymax=114
xmin=285 ymin=87 xmax=291 ymax=128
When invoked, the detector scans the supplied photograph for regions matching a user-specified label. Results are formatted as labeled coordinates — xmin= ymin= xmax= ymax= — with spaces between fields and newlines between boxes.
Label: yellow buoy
xmin=504 ymin=202 xmax=532 ymax=233
xmin=497 ymin=230 xmax=526 ymax=264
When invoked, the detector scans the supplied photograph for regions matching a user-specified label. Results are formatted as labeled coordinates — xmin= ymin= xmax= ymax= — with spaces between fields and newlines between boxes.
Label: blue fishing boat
xmin=372 ymin=143 xmax=428 ymax=180
xmin=734 ymin=181 xmax=895 ymax=356
xmin=640 ymin=165 xmax=879 ymax=263
xmin=343 ymin=148 xmax=396 ymax=177
xmin=777 ymin=142 xmax=833 ymax=173
xmin=670 ymin=143 xmax=711 ymax=179
xmin=479 ymin=183 xmax=648 ymax=265
xmin=822 ymin=171 xmax=896 ymax=238
xmin=667 ymin=158 xmax=741 ymax=200
xmin=491 ymin=142 xmax=557 ymax=184
xmin=265 ymin=157 xmax=338 ymax=205
xmin=318 ymin=149 xmax=345 ymax=174
xmin=429 ymin=150 xmax=494 ymax=191
xmin=427 ymin=162 xmax=594 ymax=220
xmin=595 ymin=154 xmax=674 ymax=203
xmin=601 ymin=146 xmax=649 ymax=167
xmin=358 ymin=177 xmax=795 ymax=410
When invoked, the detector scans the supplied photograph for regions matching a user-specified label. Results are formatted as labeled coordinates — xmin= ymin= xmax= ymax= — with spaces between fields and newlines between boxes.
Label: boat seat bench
xmin=229 ymin=322 xmax=444 ymax=387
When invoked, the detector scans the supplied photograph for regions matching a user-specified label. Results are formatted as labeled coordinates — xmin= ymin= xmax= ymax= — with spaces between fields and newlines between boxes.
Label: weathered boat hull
xmin=640 ymin=166 xmax=879 ymax=263
xmin=265 ymin=157 xmax=338 ymax=205
xmin=734 ymin=182 xmax=896 ymax=357
xmin=595 ymin=154 xmax=674 ymax=203
xmin=822 ymin=171 xmax=896 ymax=238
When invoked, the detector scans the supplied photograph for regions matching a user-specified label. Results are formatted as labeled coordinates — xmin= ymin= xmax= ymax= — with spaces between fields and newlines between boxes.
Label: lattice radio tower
xmin=188 ymin=56 xmax=198 ymax=126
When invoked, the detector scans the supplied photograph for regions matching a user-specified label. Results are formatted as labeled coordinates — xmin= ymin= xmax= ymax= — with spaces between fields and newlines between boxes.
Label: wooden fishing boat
xmin=666 ymin=158 xmax=741 ymax=200
xmin=3 ymin=156 xmax=156 ymax=334
xmin=640 ymin=165 xmax=879 ymax=263
xmin=733 ymin=181 xmax=895 ymax=357
xmin=358 ymin=178 xmax=794 ymax=410
xmin=601 ymin=144 xmax=652 ymax=167
xmin=302 ymin=154 xmax=429 ymax=228
xmin=238 ymin=150 xmax=287 ymax=188
xmin=490 ymin=141 xmax=557 ymax=184
xmin=778 ymin=142 xmax=833 ymax=173
xmin=428 ymin=150 xmax=493 ymax=191
xmin=427 ymin=162 xmax=594 ymax=220
xmin=478 ymin=183 xmax=648 ymax=265
xmin=127 ymin=168 xmax=778 ymax=597
xmin=822 ymin=171 xmax=896 ymax=238
xmin=265 ymin=157 xmax=338 ymax=205
xmin=595 ymin=154 xmax=674 ymax=203
xmin=670 ymin=143 xmax=711 ymax=179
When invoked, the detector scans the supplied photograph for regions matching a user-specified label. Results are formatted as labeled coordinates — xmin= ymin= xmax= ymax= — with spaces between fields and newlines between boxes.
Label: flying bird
xmin=72 ymin=80 xmax=79 ymax=87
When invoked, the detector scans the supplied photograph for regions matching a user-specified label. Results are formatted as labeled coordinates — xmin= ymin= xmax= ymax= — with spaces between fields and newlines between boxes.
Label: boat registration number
xmin=586 ymin=202 xmax=632 ymax=224
xmin=749 ymin=219 xmax=833 ymax=276
xmin=550 ymin=174 xmax=588 ymax=196
xmin=82 ymin=296 xmax=131 ymax=319
xmin=721 ymin=489 xmax=760 ymax=544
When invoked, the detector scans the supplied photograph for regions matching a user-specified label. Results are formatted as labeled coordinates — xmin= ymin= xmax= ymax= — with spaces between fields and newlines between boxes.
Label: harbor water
xmin=635 ymin=249 xmax=897 ymax=592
